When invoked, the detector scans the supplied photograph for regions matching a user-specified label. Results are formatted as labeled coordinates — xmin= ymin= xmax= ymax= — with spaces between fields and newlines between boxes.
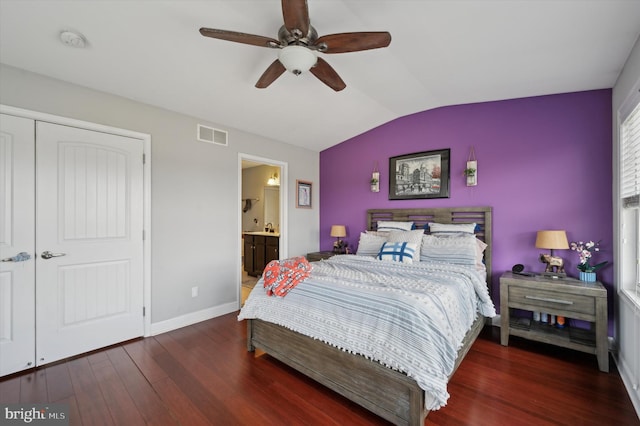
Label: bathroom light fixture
xmin=59 ymin=30 xmax=87 ymax=48
xmin=278 ymin=46 xmax=317 ymax=75
xmin=267 ymin=172 xmax=279 ymax=186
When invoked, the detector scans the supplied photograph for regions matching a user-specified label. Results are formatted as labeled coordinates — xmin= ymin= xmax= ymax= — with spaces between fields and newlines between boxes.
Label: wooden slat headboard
xmin=366 ymin=207 xmax=493 ymax=290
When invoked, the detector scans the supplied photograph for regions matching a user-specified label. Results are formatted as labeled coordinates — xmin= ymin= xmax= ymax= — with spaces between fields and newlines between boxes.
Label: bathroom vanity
xmin=243 ymin=232 xmax=279 ymax=276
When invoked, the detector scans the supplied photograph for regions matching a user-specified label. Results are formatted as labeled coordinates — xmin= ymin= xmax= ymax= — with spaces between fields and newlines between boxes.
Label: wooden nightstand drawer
xmin=509 ymin=286 xmax=595 ymax=317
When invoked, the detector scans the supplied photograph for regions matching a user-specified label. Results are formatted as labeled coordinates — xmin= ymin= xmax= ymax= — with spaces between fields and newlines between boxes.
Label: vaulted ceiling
xmin=1 ymin=1 xmax=639 ymax=151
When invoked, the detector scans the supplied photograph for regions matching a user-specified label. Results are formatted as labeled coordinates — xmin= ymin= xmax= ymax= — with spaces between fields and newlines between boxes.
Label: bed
xmin=239 ymin=207 xmax=494 ymax=426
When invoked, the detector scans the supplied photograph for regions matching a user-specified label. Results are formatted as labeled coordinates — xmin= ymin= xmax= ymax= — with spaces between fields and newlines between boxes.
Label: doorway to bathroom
xmin=239 ymin=154 xmax=287 ymax=305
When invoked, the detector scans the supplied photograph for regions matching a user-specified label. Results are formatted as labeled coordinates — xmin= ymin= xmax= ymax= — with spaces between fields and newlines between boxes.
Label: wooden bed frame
xmin=246 ymin=207 xmax=493 ymax=426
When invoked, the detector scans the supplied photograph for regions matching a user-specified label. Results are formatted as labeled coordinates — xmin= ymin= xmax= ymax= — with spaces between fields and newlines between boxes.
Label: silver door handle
xmin=2 ymin=252 xmax=31 ymax=262
xmin=41 ymin=251 xmax=66 ymax=260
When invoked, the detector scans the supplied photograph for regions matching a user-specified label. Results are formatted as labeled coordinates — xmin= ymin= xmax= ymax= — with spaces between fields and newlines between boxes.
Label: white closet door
xmin=35 ymin=122 xmax=144 ymax=366
xmin=0 ymin=114 xmax=36 ymax=376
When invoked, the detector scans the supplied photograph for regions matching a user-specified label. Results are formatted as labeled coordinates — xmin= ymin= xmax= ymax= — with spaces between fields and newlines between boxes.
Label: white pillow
xmin=366 ymin=230 xmax=389 ymax=237
xmin=428 ymin=222 xmax=477 ymax=235
xmin=387 ymin=229 xmax=424 ymax=262
xmin=356 ymin=232 xmax=388 ymax=257
xmin=377 ymin=242 xmax=417 ymax=264
xmin=377 ymin=221 xmax=414 ymax=232
xmin=420 ymin=234 xmax=477 ymax=265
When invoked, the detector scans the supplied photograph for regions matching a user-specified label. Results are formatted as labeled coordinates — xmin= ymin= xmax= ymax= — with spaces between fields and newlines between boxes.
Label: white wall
xmin=612 ymin=34 xmax=640 ymax=416
xmin=0 ymin=64 xmax=319 ymax=327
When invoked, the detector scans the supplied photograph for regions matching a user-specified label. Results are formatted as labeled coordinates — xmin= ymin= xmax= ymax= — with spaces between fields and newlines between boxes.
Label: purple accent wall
xmin=320 ymin=90 xmax=613 ymax=331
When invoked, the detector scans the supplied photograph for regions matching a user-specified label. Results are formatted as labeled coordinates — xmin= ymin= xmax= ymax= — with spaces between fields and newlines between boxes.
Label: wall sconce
xmin=371 ymin=162 xmax=380 ymax=192
xmin=267 ymin=172 xmax=279 ymax=186
xmin=464 ymin=146 xmax=477 ymax=186
xmin=330 ymin=225 xmax=347 ymax=253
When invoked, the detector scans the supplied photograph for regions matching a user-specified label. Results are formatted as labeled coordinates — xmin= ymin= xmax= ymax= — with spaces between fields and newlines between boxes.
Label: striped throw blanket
xmin=238 ymin=255 xmax=495 ymax=410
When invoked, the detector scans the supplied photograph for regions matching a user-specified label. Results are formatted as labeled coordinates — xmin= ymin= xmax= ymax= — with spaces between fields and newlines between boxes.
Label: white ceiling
xmin=1 ymin=1 xmax=639 ymax=152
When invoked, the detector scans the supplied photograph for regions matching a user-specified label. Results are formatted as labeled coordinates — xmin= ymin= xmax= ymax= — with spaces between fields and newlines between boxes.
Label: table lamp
xmin=330 ymin=225 xmax=347 ymax=254
xmin=535 ymin=230 xmax=569 ymax=277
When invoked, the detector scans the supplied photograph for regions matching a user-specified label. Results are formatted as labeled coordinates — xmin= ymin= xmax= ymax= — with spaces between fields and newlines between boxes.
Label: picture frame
xmin=389 ymin=149 xmax=450 ymax=200
xmin=296 ymin=180 xmax=312 ymax=208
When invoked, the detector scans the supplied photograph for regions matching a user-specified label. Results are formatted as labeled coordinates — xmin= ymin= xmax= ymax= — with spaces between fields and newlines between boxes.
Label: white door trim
xmin=238 ymin=153 xmax=288 ymax=307
xmin=0 ymin=104 xmax=152 ymax=337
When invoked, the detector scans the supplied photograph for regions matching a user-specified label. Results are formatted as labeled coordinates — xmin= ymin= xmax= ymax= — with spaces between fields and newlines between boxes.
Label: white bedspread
xmin=238 ymin=255 xmax=496 ymax=410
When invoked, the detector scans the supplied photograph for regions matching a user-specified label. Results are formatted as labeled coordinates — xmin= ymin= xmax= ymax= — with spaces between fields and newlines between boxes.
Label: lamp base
xmin=540 ymin=272 xmax=567 ymax=279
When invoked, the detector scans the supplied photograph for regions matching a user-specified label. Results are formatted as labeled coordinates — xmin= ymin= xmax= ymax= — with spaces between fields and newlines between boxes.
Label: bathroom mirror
xmin=263 ymin=186 xmax=280 ymax=232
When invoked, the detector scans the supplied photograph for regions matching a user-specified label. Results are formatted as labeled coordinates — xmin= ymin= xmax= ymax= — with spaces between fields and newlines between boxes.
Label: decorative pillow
xmin=420 ymin=234 xmax=478 ymax=265
xmin=377 ymin=221 xmax=414 ymax=232
xmin=475 ymin=238 xmax=488 ymax=269
xmin=387 ymin=229 xmax=424 ymax=262
xmin=377 ymin=242 xmax=417 ymax=264
xmin=356 ymin=232 xmax=388 ymax=257
xmin=428 ymin=222 xmax=477 ymax=235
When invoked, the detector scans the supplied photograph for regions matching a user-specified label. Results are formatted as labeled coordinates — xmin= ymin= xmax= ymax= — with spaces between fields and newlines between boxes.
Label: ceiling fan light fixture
xmin=278 ymin=45 xmax=317 ymax=76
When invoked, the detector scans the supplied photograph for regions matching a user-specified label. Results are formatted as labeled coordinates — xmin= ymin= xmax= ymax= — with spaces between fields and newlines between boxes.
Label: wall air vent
xmin=197 ymin=124 xmax=228 ymax=146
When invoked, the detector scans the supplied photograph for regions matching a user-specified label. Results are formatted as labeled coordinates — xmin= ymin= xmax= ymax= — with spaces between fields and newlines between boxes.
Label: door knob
xmin=1 ymin=252 xmax=31 ymax=262
xmin=41 ymin=251 xmax=66 ymax=259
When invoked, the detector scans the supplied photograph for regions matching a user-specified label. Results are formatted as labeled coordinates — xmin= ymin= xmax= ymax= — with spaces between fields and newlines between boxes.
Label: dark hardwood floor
xmin=1 ymin=312 xmax=638 ymax=425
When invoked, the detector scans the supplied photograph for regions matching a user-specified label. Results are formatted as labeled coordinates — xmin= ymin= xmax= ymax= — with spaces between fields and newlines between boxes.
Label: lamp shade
xmin=535 ymin=230 xmax=569 ymax=250
xmin=330 ymin=225 xmax=346 ymax=238
xmin=278 ymin=45 xmax=317 ymax=75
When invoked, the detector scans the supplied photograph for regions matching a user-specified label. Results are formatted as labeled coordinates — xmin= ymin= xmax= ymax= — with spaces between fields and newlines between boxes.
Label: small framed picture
xmin=296 ymin=180 xmax=312 ymax=208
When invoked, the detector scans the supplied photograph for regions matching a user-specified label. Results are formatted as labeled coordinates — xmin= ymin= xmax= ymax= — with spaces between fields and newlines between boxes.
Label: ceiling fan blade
xmin=315 ymin=32 xmax=392 ymax=53
xmin=281 ymin=0 xmax=310 ymax=38
xmin=310 ymin=58 xmax=346 ymax=92
xmin=200 ymin=28 xmax=279 ymax=48
xmin=255 ymin=60 xmax=287 ymax=89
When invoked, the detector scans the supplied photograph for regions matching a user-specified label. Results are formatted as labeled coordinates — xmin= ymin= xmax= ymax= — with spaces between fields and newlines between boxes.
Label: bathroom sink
xmin=243 ymin=231 xmax=279 ymax=237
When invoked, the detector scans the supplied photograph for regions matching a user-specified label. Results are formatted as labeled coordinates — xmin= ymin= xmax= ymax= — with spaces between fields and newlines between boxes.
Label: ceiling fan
xmin=199 ymin=0 xmax=391 ymax=91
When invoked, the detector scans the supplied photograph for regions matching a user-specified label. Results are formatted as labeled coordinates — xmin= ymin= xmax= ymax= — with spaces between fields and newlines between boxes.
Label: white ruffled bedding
xmin=238 ymin=254 xmax=496 ymax=410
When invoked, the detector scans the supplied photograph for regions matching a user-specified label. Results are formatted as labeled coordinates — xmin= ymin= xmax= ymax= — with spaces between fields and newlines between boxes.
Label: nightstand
xmin=500 ymin=272 xmax=608 ymax=372
xmin=306 ymin=251 xmax=338 ymax=262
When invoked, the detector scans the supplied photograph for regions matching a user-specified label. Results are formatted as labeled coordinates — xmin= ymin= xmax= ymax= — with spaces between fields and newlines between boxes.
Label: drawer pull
xmin=525 ymin=295 xmax=573 ymax=305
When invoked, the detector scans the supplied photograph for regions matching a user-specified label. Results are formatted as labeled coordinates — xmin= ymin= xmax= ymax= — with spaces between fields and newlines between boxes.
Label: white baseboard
xmin=149 ymin=302 xmax=238 ymax=336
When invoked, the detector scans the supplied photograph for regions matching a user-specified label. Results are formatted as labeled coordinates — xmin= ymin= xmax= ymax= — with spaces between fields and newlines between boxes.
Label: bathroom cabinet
xmin=243 ymin=233 xmax=279 ymax=276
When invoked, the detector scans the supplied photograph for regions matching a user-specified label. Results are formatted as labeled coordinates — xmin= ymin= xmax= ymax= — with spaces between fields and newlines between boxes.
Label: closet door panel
xmin=35 ymin=122 xmax=144 ymax=366
xmin=0 ymin=114 xmax=36 ymax=376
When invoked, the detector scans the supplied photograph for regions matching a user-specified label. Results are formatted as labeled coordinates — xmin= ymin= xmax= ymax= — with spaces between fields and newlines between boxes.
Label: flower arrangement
xmin=570 ymin=240 xmax=608 ymax=272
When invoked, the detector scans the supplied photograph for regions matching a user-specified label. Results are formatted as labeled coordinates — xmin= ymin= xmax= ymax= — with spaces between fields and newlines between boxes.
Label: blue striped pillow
xmin=377 ymin=242 xmax=417 ymax=264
